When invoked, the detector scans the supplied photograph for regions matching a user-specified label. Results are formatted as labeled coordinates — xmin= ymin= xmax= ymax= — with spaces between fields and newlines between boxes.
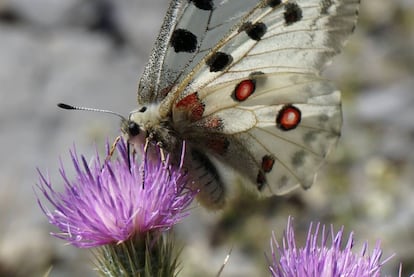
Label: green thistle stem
xmin=94 ymin=232 xmax=180 ymax=277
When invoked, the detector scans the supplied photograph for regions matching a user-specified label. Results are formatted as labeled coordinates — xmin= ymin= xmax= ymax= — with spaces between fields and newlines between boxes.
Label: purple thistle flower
xmin=269 ymin=217 xmax=394 ymax=277
xmin=36 ymin=139 xmax=196 ymax=248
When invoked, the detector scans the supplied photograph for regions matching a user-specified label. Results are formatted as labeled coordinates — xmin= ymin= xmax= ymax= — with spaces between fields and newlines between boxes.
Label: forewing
xmin=167 ymin=0 xmax=359 ymax=104
xmin=139 ymin=0 xmax=358 ymax=107
xmin=138 ymin=0 xmax=263 ymax=104
xmin=137 ymin=0 xmax=183 ymax=104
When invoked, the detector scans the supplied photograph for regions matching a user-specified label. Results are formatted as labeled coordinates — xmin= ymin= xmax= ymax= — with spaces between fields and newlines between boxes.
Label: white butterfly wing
xmin=167 ymin=0 xmax=357 ymax=195
xmin=177 ymin=73 xmax=341 ymax=195
xmin=182 ymin=0 xmax=359 ymax=93
xmin=135 ymin=0 xmax=359 ymax=205
xmin=138 ymin=0 xmax=269 ymax=104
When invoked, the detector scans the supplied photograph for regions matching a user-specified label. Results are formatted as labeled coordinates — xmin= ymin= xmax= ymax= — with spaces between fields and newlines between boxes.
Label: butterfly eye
xmin=128 ymin=122 xmax=140 ymax=137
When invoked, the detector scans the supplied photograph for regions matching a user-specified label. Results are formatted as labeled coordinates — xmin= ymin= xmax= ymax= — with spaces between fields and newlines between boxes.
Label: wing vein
xmin=245 ymin=131 xmax=303 ymax=186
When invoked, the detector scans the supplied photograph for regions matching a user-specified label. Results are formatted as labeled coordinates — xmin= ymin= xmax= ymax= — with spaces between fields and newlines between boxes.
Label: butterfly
xmin=123 ymin=0 xmax=360 ymax=209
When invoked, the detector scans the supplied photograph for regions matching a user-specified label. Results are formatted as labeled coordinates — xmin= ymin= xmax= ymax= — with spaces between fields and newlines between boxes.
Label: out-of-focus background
xmin=0 ymin=0 xmax=413 ymax=276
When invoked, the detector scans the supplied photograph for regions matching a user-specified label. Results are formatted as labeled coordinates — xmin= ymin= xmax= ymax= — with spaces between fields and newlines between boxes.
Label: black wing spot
xmin=206 ymin=52 xmax=233 ymax=72
xmin=266 ymin=0 xmax=282 ymax=8
xmin=284 ymin=3 xmax=303 ymax=25
xmin=189 ymin=0 xmax=214 ymax=11
xmin=249 ymin=71 xmax=265 ymax=78
xmin=249 ymin=71 xmax=267 ymax=86
xmin=170 ymin=29 xmax=197 ymax=53
xmin=240 ymin=22 xmax=267 ymax=41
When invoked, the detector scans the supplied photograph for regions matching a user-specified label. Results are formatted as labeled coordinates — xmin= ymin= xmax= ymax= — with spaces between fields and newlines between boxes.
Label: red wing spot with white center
xmin=261 ymin=155 xmax=275 ymax=173
xmin=175 ymin=92 xmax=205 ymax=122
xmin=233 ymin=80 xmax=255 ymax=102
xmin=276 ymin=105 xmax=301 ymax=131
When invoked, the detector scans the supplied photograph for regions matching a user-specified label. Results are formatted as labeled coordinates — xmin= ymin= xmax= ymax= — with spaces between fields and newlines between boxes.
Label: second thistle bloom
xmin=36 ymin=139 xmax=196 ymax=248
xmin=269 ymin=217 xmax=394 ymax=277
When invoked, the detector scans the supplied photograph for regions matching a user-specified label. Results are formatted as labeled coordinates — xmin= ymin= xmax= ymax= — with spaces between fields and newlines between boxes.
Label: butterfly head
xmin=123 ymin=104 xmax=162 ymax=147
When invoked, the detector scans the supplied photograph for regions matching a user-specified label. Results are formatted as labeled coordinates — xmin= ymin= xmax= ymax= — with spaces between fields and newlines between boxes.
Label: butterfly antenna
xmin=57 ymin=103 xmax=127 ymax=121
xmin=59 ymin=103 xmax=129 ymax=165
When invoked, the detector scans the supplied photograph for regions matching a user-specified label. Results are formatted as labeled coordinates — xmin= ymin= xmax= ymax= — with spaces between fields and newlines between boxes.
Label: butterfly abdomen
xmin=184 ymin=148 xmax=226 ymax=209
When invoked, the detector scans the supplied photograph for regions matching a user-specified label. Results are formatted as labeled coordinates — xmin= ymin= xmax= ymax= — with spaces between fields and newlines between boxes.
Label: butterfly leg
xmin=143 ymin=134 xmax=150 ymax=154
xmin=141 ymin=135 xmax=171 ymax=188
xmin=155 ymin=141 xmax=173 ymax=184
xmin=156 ymin=141 xmax=167 ymax=164
xmin=104 ymin=136 xmax=121 ymax=163
xmin=143 ymin=130 xmax=166 ymax=163
xmin=141 ymin=137 xmax=151 ymax=189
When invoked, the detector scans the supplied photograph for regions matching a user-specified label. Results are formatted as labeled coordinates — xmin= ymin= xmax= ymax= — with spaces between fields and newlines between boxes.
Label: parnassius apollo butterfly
xmin=124 ymin=0 xmax=359 ymax=209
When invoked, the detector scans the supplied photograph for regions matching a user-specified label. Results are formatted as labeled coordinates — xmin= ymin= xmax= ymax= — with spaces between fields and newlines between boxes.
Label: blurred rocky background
xmin=0 ymin=0 xmax=413 ymax=276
